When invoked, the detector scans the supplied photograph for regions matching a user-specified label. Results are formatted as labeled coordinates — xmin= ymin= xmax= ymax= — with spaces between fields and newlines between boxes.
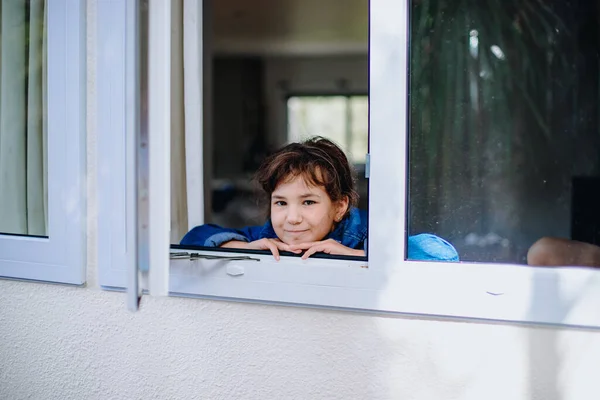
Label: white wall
xmin=5 ymin=271 xmax=600 ymax=400
xmin=2 ymin=3 xmax=600 ymax=399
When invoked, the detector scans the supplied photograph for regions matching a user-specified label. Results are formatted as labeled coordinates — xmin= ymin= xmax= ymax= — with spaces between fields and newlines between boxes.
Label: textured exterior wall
xmin=2 ymin=2 xmax=600 ymax=399
xmin=3 ymin=280 xmax=600 ymax=400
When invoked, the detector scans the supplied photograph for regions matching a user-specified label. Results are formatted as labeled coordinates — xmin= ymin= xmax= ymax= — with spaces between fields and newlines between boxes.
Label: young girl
xmin=181 ymin=137 xmax=459 ymax=262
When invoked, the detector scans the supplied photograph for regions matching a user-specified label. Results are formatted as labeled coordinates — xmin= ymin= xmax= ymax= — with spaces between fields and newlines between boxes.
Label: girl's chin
xmin=280 ymin=235 xmax=312 ymax=245
xmin=282 ymin=238 xmax=305 ymax=245
xmin=276 ymin=231 xmax=325 ymax=245
xmin=282 ymin=236 xmax=322 ymax=246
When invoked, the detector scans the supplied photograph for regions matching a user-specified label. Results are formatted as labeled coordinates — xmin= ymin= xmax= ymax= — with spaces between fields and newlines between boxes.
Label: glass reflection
xmin=0 ymin=1 xmax=48 ymax=237
xmin=409 ymin=0 xmax=600 ymax=265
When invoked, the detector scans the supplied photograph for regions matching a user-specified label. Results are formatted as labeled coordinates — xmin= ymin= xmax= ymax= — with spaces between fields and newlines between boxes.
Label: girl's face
xmin=270 ymin=175 xmax=348 ymax=245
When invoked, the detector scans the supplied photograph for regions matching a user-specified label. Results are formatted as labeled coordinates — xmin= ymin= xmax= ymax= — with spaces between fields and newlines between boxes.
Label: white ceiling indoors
xmin=212 ymin=0 xmax=369 ymax=56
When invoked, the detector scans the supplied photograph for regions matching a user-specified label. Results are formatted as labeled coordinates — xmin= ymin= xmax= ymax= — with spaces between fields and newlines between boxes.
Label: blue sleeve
xmin=407 ymin=233 xmax=459 ymax=262
xmin=180 ymin=224 xmax=264 ymax=247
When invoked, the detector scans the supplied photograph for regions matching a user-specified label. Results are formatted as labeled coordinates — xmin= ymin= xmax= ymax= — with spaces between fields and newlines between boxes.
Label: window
xmin=407 ymin=0 xmax=600 ymax=266
xmin=0 ymin=1 xmax=47 ymax=238
xmin=0 ymin=0 xmax=85 ymax=284
xmin=98 ymin=0 xmax=600 ymax=329
xmin=287 ymin=95 xmax=369 ymax=165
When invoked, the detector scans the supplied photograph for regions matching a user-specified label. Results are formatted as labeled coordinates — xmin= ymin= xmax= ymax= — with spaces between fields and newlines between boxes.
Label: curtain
xmin=169 ymin=0 xmax=188 ymax=243
xmin=0 ymin=0 xmax=47 ymax=236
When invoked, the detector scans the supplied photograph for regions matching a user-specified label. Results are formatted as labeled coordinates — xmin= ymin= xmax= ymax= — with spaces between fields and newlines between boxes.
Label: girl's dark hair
xmin=254 ymin=137 xmax=359 ymax=213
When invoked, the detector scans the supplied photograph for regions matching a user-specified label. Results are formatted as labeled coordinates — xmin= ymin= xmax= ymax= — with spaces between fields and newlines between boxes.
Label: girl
xmin=181 ymin=137 xmax=459 ymax=262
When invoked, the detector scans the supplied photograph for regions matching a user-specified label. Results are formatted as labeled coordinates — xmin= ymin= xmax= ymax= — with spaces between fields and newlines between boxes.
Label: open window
xmin=168 ymin=0 xmax=375 ymax=302
xmin=0 ymin=0 xmax=85 ymax=285
xmin=98 ymin=0 xmax=377 ymax=299
xmin=176 ymin=12 xmax=371 ymax=255
xmin=97 ymin=0 xmax=600 ymax=328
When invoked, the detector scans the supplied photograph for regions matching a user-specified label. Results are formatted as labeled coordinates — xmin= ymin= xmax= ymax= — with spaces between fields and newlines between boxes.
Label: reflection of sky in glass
xmin=469 ymin=29 xmax=479 ymax=58
xmin=491 ymin=45 xmax=505 ymax=60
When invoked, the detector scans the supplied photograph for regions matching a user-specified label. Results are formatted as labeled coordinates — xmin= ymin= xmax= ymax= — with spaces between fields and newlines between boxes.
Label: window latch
xmin=170 ymin=252 xmax=260 ymax=262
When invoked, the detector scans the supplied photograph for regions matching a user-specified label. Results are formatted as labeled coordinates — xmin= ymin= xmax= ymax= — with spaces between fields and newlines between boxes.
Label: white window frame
xmin=98 ymin=0 xmax=600 ymax=329
xmin=96 ymin=0 xmax=136 ymax=290
xmin=0 ymin=0 xmax=86 ymax=285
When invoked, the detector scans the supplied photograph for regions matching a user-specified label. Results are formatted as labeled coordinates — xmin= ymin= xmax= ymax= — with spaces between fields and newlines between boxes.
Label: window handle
xmin=170 ymin=252 xmax=260 ymax=262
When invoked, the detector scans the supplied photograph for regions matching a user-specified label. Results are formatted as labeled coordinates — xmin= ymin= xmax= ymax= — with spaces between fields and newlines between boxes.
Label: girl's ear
xmin=335 ymin=196 xmax=350 ymax=222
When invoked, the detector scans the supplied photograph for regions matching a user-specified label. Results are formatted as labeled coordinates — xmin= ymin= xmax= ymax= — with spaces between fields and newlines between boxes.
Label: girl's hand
xmin=288 ymin=239 xmax=365 ymax=260
xmin=220 ymin=239 xmax=301 ymax=261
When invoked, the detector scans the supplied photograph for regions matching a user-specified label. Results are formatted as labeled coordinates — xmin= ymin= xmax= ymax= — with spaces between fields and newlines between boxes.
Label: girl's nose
xmin=286 ymin=207 xmax=302 ymax=224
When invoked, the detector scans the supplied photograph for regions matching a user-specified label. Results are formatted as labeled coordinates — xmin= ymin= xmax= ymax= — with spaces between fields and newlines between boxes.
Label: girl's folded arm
xmin=180 ymin=224 xmax=260 ymax=247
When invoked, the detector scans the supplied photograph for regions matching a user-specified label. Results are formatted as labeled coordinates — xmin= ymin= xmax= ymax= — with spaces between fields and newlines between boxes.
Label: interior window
xmin=162 ymin=0 xmax=370 ymax=259
xmin=0 ymin=1 xmax=47 ymax=237
xmin=287 ymin=95 xmax=369 ymax=165
xmin=408 ymin=0 xmax=600 ymax=266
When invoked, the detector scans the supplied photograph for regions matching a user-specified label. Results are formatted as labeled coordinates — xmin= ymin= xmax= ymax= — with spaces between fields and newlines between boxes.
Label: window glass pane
xmin=408 ymin=0 xmax=600 ymax=266
xmin=0 ymin=1 xmax=47 ymax=237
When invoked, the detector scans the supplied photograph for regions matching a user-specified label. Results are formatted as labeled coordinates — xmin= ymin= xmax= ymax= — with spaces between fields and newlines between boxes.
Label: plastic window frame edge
xmin=97 ymin=0 xmax=133 ymax=290
xmin=0 ymin=0 xmax=86 ymax=285
xmin=99 ymin=0 xmax=600 ymax=330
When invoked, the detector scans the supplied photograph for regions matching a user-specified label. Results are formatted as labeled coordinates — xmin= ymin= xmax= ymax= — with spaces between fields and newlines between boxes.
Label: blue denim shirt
xmin=181 ymin=207 xmax=459 ymax=261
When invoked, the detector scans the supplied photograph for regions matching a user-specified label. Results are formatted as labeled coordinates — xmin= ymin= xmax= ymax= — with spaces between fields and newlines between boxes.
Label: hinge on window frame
xmin=365 ymin=153 xmax=370 ymax=178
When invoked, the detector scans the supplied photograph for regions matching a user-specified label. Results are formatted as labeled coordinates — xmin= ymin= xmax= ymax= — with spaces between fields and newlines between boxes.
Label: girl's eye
xmin=303 ymin=200 xmax=316 ymax=206
xmin=274 ymin=201 xmax=286 ymax=206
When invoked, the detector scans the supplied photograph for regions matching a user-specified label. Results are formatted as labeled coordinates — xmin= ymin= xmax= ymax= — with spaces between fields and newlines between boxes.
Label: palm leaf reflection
xmin=408 ymin=0 xmax=600 ymax=263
